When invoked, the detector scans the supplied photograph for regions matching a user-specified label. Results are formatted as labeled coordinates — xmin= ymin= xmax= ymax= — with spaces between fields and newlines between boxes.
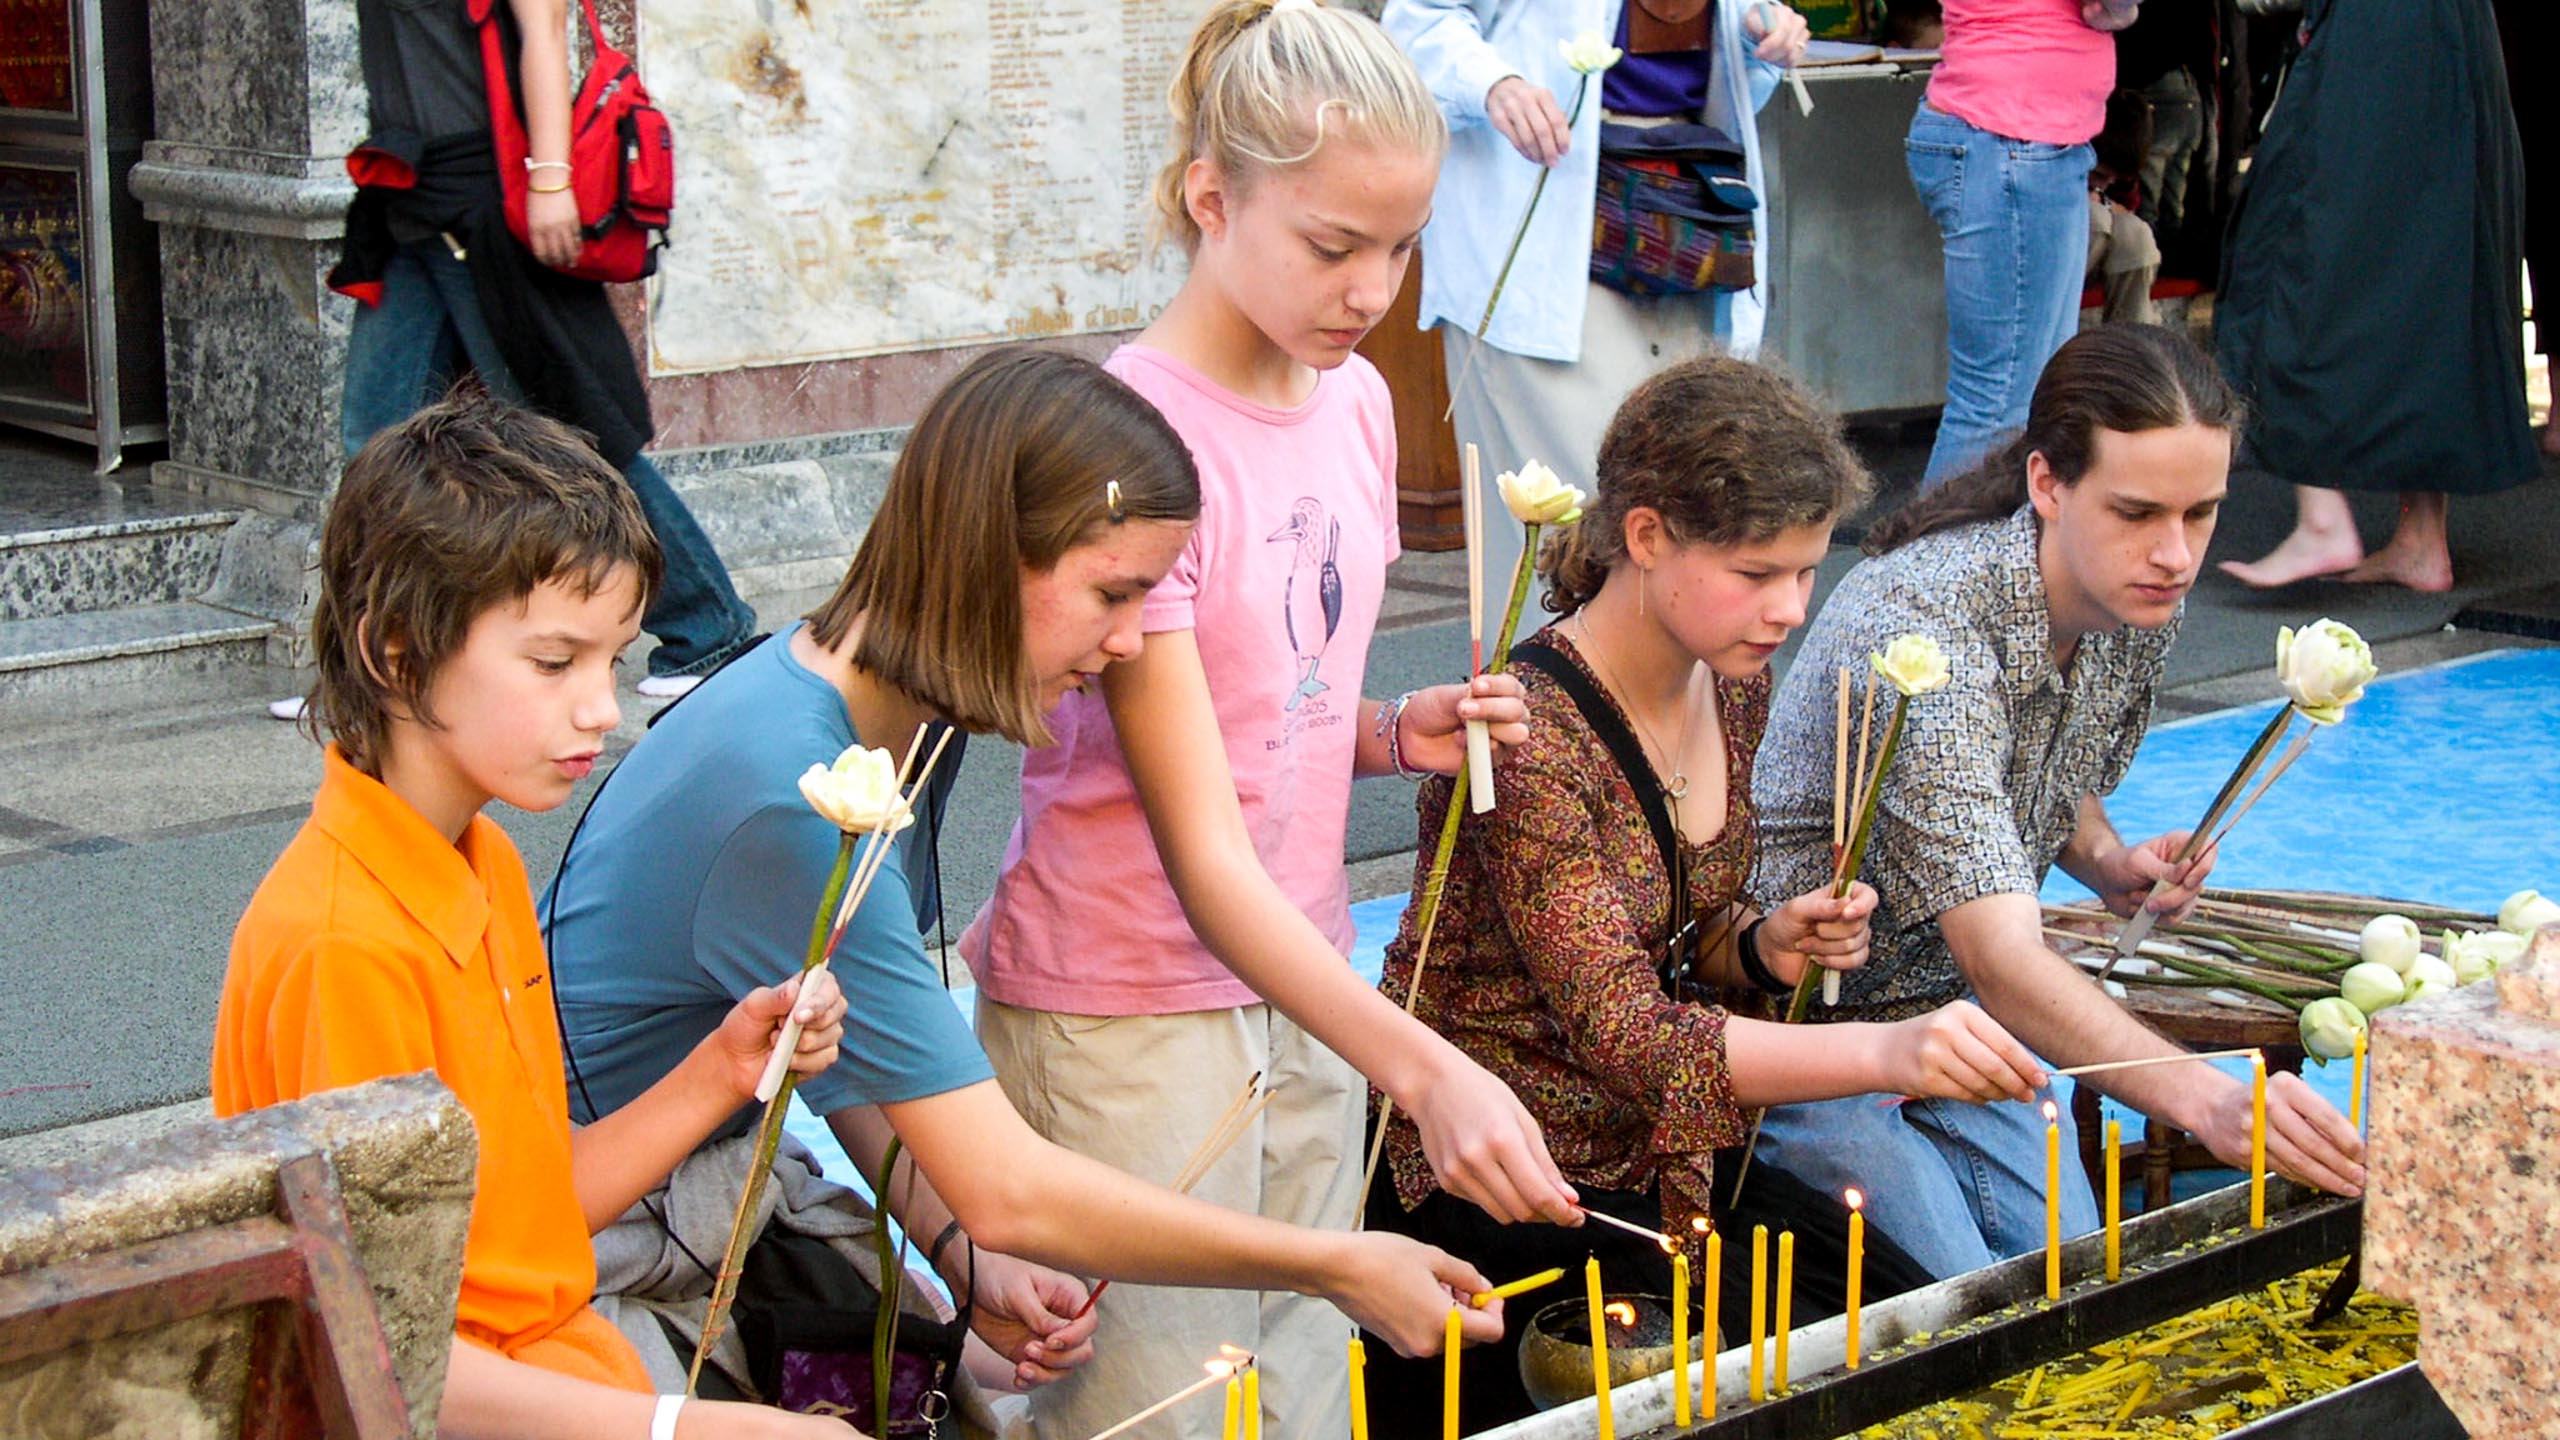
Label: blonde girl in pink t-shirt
xmin=962 ymin=4 xmax=1586 ymax=1437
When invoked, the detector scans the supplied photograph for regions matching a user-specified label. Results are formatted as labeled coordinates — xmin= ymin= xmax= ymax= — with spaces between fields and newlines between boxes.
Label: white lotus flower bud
xmin=1496 ymin=459 xmax=1587 ymax=526
xmin=2298 ymin=997 xmax=2365 ymax=1062
xmin=1559 ymin=30 xmax=1625 ymax=74
xmin=2273 ymin=618 xmax=2377 ymax=725
xmin=1870 ymin=634 xmax=1952 ymax=699
xmin=2403 ymin=952 xmax=2458 ymax=1003
xmin=2359 ymin=914 xmax=2423 ymax=976
xmin=2445 ymin=929 xmax=2528 ymax=985
xmin=798 ymin=743 xmax=918 ymax=834
xmin=2338 ymin=962 xmax=2406 ymax=1016
xmin=2498 ymin=889 xmax=2560 ymax=937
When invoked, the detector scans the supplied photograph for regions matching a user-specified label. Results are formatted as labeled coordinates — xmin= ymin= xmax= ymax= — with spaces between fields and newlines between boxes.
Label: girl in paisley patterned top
xmin=1364 ymin=357 xmax=2050 ymax=1432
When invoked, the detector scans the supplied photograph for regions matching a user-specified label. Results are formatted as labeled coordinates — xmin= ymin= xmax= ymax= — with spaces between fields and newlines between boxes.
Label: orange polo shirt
xmin=213 ymin=745 xmax=650 ymax=1392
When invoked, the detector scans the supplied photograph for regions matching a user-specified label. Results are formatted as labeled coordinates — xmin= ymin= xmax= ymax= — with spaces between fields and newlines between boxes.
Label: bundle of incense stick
xmin=1072 ymin=1073 xmax=1276 ymax=1320
xmin=758 ymin=724 xmax=957 ymax=1101
xmin=1823 ymin=666 xmax=1879 ymax=1007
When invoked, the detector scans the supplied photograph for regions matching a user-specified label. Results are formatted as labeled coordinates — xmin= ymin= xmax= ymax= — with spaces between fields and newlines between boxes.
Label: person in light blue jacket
xmin=1383 ymin=0 xmax=1806 ymax=587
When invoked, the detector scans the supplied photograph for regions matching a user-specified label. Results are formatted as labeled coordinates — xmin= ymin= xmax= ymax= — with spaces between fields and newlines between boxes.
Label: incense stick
xmin=1832 ymin=666 xmax=1851 ymax=859
xmin=1580 ymin=1207 xmax=1678 ymax=1250
xmin=1464 ymin=443 xmax=1485 ymax=675
xmin=1851 ymin=671 xmax=1878 ymax=820
xmin=1085 ymin=1354 xmax=1251 ymax=1440
xmin=1076 ymin=1076 xmax=1272 ymax=1320
xmin=2052 ymin=1048 xmax=2264 ymax=1079
xmin=2207 ymin=732 xmax=2315 ymax=850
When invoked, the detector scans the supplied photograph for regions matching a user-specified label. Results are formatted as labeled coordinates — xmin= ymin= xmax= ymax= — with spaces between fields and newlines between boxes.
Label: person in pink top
xmin=1912 ymin=0 xmax=2141 ymax=485
xmin=962 ymin=4 xmax=1585 ymax=1438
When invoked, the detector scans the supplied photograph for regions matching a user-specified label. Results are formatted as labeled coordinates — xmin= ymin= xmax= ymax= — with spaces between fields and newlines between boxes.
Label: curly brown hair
xmin=306 ymin=387 xmax=662 ymax=772
xmin=1538 ymin=356 xmax=1876 ymax=613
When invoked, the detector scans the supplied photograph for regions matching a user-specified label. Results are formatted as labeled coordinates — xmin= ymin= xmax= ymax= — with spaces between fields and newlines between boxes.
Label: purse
xmin=1590 ymin=122 xmax=1758 ymax=298
xmin=470 ymin=0 xmax=675 ymax=283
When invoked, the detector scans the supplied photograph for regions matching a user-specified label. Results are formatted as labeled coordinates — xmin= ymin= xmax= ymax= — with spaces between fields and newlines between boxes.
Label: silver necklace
xmin=1573 ymin=611 xmax=1703 ymax=803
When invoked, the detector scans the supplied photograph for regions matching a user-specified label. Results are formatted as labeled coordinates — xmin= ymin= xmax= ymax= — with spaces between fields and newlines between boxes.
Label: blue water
xmin=791 ymin=648 xmax=2559 ymax=1225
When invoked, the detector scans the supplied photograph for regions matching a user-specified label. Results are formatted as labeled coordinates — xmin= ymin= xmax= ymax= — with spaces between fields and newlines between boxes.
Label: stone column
xmin=2363 ymin=924 xmax=2560 ymax=1436
xmin=126 ymin=0 xmax=363 ymax=664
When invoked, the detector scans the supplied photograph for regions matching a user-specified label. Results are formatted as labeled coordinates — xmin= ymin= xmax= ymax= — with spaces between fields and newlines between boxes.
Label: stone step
xmin=0 ymin=601 xmax=279 ymax=703
xmin=0 ymin=505 xmax=242 ymax=621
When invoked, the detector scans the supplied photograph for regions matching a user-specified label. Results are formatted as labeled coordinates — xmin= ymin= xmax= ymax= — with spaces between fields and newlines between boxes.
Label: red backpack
xmin=471 ymin=0 xmax=673 ymax=283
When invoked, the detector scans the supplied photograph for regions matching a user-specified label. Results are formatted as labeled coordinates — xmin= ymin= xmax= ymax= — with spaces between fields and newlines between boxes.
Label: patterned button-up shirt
xmin=1750 ymin=507 xmax=2178 ymax=1021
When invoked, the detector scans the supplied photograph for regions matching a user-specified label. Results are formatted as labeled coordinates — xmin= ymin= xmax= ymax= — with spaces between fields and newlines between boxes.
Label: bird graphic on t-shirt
xmin=1267 ymin=498 xmax=1342 ymax=710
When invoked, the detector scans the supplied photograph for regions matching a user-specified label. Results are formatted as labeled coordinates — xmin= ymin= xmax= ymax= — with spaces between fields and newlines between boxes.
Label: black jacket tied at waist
xmin=328 ymin=130 xmax=653 ymax=471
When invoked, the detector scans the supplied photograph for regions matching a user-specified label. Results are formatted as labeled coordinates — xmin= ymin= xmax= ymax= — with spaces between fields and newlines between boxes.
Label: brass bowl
xmin=1517 ymin=1293 xmax=1710 ymax=1412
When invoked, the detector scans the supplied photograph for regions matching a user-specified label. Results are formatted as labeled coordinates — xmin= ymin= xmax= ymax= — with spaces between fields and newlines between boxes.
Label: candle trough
xmin=1475 ymin=1180 xmax=2463 ymax=1439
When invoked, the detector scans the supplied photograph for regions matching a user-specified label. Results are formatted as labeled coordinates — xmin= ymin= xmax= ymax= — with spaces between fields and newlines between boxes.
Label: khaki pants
xmin=976 ymin=998 xmax=1362 ymax=1440
xmin=2086 ymin=194 xmax=2162 ymax=326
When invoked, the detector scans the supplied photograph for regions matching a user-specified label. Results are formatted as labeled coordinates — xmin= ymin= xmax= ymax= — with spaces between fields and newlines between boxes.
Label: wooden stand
xmin=1356 ymin=250 xmax=1465 ymax=551
xmin=0 ymin=1150 xmax=410 ymax=1438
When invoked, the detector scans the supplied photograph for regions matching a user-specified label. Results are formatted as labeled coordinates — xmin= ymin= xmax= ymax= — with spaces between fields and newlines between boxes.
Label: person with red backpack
xmin=273 ymin=0 xmax=754 ymax=722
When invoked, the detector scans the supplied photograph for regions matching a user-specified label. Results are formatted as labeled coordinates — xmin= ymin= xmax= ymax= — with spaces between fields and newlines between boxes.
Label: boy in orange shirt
xmin=214 ymin=391 xmax=856 ymax=1440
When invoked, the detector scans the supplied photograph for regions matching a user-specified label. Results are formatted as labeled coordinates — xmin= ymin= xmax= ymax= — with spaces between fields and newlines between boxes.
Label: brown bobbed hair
xmin=1864 ymin=324 xmax=2243 ymax=556
xmin=806 ymin=347 xmax=1202 ymax=747
xmin=1539 ymin=356 xmax=1877 ymax=614
xmin=308 ymin=387 xmax=663 ymax=773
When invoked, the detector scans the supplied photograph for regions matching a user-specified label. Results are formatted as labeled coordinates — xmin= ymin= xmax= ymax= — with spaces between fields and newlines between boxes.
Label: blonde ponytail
xmin=1152 ymin=0 xmax=1445 ymax=252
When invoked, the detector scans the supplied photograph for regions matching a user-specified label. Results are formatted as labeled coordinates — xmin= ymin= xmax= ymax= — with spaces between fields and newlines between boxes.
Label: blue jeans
xmin=1906 ymin=105 xmax=2094 ymax=487
xmin=1756 ymin=1083 xmax=2101 ymax=1281
xmin=339 ymin=241 xmax=757 ymax=677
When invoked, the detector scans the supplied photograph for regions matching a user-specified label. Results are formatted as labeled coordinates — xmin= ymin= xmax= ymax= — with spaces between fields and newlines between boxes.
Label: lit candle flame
xmin=1604 ymin=1301 xmax=1638 ymax=1328
xmin=2042 ymin=1099 xmax=2059 ymax=1123
xmin=1691 ymin=1216 xmax=1711 ymax=1234
xmin=1844 ymin=1187 xmax=1864 ymax=1211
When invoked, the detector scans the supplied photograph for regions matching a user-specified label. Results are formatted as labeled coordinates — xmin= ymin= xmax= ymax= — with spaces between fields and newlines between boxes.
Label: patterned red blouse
xmin=1378 ymin=624 xmax=1769 ymax=1231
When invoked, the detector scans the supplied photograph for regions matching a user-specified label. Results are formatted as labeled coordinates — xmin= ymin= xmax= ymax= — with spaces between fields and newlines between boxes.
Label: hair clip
xmin=1105 ymin=479 xmax=1126 ymax=522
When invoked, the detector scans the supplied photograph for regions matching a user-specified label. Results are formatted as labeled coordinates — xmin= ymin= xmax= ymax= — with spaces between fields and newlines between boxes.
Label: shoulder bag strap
xmin=1507 ymin=638 xmax=1688 ymax=946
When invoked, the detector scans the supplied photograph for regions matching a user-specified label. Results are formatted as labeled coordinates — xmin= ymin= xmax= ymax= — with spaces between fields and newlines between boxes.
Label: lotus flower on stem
xmin=1732 ymin=634 xmax=1949 ymax=1206
xmin=689 ymin=727 xmax=953 ymax=1396
xmin=2098 ymin=619 xmax=2378 ymax=979
xmin=1442 ymin=34 xmax=1622 ymax=421
xmin=1357 ymin=463 xmax=1585 ymax=1220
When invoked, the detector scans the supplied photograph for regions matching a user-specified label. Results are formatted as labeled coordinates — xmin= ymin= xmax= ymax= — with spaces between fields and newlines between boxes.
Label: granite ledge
xmin=131 ymin=153 xmax=352 ymax=240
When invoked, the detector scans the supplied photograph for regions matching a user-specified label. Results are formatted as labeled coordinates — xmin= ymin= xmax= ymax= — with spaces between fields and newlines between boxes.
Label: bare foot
xmin=2342 ymin=544 xmax=2454 ymax=593
xmin=2217 ymin=527 xmax=2363 ymax=589
xmin=2540 ymin=418 xmax=2560 ymax=459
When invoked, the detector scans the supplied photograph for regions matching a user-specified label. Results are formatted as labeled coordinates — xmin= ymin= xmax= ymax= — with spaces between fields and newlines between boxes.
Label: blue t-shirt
xmin=545 ymin=625 xmax=992 ymax=1135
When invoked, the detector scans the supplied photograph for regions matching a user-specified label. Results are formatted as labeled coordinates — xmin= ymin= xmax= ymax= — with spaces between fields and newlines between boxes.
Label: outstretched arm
xmin=1101 ymin=631 xmax=1578 ymax=1224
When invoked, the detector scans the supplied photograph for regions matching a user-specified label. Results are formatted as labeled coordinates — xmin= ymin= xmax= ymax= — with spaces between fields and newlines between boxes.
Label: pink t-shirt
xmin=1926 ymin=0 xmax=2115 ymax=146
xmin=962 ymin=343 xmax=1401 ymax=1015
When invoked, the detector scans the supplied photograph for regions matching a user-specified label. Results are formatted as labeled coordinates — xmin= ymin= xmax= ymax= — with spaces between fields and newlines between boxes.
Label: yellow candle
xmin=1242 ymin=1364 xmax=1260 ymax=1440
xmin=2351 ymin=1026 xmax=2368 ymax=1129
xmin=1222 ymin=1372 xmax=1240 ymax=1440
xmin=1470 ymin=1267 xmax=1567 ymax=1308
xmin=2250 ymin=1054 xmax=2268 ymax=1229
xmin=2044 ymin=1100 xmax=2062 ymax=1300
xmin=1702 ymin=1228 xmax=1721 ymax=1418
xmin=1585 ymin=1256 xmax=1615 ymax=1440
xmin=1748 ymin=1225 xmax=1767 ymax=1401
xmin=1444 ymin=1306 xmax=1461 ymax=1440
xmin=1773 ymin=1230 xmax=1794 ymax=1394
xmin=2104 ymin=1119 xmax=2122 ymax=1282
xmin=1349 ymin=1337 xmax=1369 ymax=1440
xmin=1844 ymin=1190 xmax=1864 ymax=1370
xmin=1672 ymin=1249 xmax=1691 ymax=1426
